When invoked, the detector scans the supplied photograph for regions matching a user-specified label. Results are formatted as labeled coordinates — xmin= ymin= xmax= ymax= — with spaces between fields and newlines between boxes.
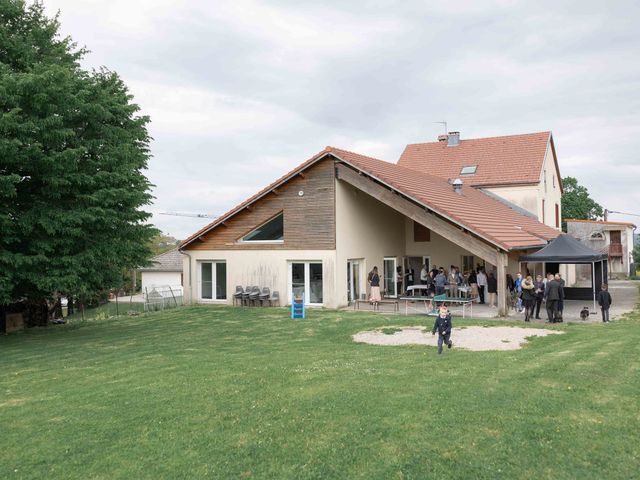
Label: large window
xmin=200 ymin=261 xmax=227 ymax=300
xmin=240 ymin=213 xmax=284 ymax=242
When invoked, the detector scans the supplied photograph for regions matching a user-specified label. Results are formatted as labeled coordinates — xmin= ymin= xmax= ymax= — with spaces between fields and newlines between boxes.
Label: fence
xmin=144 ymin=285 xmax=184 ymax=312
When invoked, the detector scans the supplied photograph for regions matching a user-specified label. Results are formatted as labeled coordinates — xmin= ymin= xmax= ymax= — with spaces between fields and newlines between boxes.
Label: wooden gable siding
xmin=186 ymin=159 xmax=336 ymax=251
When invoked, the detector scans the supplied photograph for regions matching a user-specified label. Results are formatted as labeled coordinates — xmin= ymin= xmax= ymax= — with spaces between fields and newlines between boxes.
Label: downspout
xmin=179 ymin=248 xmax=192 ymax=304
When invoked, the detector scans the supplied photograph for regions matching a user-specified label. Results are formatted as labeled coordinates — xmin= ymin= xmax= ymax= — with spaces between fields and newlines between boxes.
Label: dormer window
xmin=240 ymin=212 xmax=284 ymax=242
xmin=460 ymin=165 xmax=477 ymax=175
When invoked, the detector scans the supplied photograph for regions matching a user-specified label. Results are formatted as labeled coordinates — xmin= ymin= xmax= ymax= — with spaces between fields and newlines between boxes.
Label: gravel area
xmin=352 ymin=326 xmax=564 ymax=351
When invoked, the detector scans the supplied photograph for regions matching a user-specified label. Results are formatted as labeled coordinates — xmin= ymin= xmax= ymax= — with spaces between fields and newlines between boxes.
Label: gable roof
xmin=398 ymin=131 xmax=557 ymax=188
xmin=181 ymin=145 xmax=560 ymax=251
xmin=139 ymin=249 xmax=183 ymax=272
xmin=327 ymin=147 xmax=560 ymax=250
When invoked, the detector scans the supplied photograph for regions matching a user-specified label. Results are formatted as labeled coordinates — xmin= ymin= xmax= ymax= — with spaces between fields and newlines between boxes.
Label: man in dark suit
xmin=544 ymin=273 xmax=564 ymax=323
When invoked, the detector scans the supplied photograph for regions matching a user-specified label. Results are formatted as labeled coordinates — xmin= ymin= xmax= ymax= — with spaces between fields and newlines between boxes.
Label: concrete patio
xmin=347 ymin=280 xmax=639 ymax=323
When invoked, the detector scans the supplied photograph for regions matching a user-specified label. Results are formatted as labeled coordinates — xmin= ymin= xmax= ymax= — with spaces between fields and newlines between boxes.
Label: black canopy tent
xmin=519 ymin=234 xmax=608 ymax=310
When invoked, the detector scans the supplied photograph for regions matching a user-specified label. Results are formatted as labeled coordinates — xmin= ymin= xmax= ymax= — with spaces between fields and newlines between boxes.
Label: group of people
xmin=374 ymin=263 xmax=614 ymax=323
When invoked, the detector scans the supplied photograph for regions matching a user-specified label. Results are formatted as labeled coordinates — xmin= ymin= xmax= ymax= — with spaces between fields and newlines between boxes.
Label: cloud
xmin=42 ymin=0 xmax=640 ymax=237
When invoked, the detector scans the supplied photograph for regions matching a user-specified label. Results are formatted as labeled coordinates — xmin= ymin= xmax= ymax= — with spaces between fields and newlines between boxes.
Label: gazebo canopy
xmin=519 ymin=234 xmax=607 ymax=263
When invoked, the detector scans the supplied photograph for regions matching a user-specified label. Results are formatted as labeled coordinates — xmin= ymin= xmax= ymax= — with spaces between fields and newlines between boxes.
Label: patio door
xmin=383 ymin=257 xmax=397 ymax=297
xmin=289 ymin=262 xmax=323 ymax=306
xmin=347 ymin=260 xmax=361 ymax=303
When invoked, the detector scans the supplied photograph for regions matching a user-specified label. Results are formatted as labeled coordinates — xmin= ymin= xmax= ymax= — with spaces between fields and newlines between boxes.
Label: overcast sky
xmin=44 ymin=0 xmax=640 ymax=239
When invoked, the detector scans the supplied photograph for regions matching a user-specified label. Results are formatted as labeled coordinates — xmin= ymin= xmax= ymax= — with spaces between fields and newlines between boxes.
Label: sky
xmin=43 ymin=0 xmax=640 ymax=239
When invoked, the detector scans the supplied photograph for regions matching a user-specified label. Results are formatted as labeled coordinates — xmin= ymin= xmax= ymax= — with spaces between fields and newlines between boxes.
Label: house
xmin=566 ymin=220 xmax=636 ymax=278
xmin=139 ymin=249 xmax=184 ymax=294
xmin=179 ymin=131 xmax=563 ymax=315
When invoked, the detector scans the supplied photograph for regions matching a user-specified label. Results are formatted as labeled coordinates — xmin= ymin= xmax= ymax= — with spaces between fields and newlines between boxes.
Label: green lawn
xmin=2 ymin=303 xmax=640 ymax=479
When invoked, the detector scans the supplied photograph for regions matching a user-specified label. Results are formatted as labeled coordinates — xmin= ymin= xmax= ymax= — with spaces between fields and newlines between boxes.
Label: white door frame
xmin=287 ymin=261 xmax=323 ymax=306
xmin=347 ymin=259 xmax=362 ymax=303
xmin=383 ymin=257 xmax=398 ymax=297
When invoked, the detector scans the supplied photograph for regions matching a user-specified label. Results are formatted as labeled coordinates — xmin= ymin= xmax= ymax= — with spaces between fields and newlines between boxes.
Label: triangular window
xmin=240 ymin=212 xmax=284 ymax=242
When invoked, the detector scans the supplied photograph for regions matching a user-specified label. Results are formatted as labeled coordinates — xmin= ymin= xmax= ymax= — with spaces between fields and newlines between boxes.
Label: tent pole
xmin=543 ymin=262 xmax=546 ymax=277
xmin=592 ymin=261 xmax=596 ymax=311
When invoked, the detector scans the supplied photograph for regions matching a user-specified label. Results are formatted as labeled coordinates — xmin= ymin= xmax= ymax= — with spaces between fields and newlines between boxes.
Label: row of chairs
xmin=232 ymin=286 xmax=280 ymax=306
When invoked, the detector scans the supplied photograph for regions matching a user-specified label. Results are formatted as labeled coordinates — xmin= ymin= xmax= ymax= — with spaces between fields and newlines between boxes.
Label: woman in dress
xmin=368 ymin=266 xmax=382 ymax=307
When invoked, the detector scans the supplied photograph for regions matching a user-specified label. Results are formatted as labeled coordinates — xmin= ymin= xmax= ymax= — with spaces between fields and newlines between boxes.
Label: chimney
xmin=447 ymin=131 xmax=460 ymax=147
xmin=437 ymin=134 xmax=448 ymax=142
xmin=452 ymin=178 xmax=463 ymax=194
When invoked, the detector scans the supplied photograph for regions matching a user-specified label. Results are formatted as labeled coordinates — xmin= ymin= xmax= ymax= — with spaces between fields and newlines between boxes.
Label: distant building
xmin=566 ymin=220 xmax=636 ymax=278
xmin=138 ymin=249 xmax=183 ymax=293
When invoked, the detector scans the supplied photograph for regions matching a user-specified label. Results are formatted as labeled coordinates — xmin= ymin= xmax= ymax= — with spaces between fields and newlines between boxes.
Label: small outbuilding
xmin=139 ymin=249 xmax=183 ymax=293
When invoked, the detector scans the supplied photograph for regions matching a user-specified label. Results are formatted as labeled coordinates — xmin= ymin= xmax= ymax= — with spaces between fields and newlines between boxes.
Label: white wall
xmin=335 ymin=180 xmax=405 ymax=307
xmin=183 ymin=249 xmax=338 ymax=307
xmin=141 ymin=271 xmax=182 ymax=292
xmin=538 ymin=143 xmax=562 ymax=229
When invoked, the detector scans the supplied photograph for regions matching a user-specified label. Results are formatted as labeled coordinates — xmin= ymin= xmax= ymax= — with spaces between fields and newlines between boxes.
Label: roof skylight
xmin=460 ymin=165 xmax=477 ymax=175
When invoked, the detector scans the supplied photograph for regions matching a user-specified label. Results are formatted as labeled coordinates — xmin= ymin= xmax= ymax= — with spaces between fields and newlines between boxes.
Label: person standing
xmin=431 ymin=306 xmax=453 ymax=355
xmin=514 ymin=272 xmax=524 ymax=313
xmin=544 ymin=273 xmax=563 ymax=323
xmin=420 ymin=263 xmax=430 ymax=284
xmin=396 ymin=266 xmax=403 ymax=296
xmin=597 ymin=283 xmax=612 ymax=322
xmin=468 ymin=270 xmax=478 ymax=302
xmin=476 ymin=268 xmax=487 ymax=304
xmin=448 ymin=267 xmax=460 ymax=298
xmin=556 ymin=273 xmax=566 ymax=321
xmin=521 ymin=276 xmax=537 ymax=322
xmin=405 ymin=267 xmax=414 ymax=289
xmin=434 ymin=268 xmax=447 ymax=296
xmin=487 ymin=272 xmax=498 ymax=307
xmin=533 ymin=274 xmax=545 ymax=319
xmin=368 ymin=266 xmax=381 ymax=306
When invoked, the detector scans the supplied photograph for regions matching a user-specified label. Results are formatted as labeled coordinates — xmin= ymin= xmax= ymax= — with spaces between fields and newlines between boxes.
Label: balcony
xmin=608 ymin=243 xmax=623 ymax=257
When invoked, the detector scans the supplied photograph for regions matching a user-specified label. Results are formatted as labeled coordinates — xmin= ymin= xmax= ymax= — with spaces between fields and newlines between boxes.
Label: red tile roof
xmin=328 ymin=147 xmax=560 ymax=250
xmin=181 ymin=145 xmax=561 ymax=251
xmin=398 ymin=131 xmax=554 ymax=188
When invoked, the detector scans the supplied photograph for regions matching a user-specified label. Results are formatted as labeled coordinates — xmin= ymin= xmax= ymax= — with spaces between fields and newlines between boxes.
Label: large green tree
xmin=0 ymin=1 xmax=156 ymax=320
xmin=561 ymin=176 xmax=604 ymax=231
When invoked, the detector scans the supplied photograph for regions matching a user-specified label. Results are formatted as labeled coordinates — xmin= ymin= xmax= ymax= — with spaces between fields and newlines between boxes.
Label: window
xmin=200 ymin=261 xmax=226 ymax=300
xmin=590 ymin=232 xmax=605 ymax=240
xmin=460 ymin=165 xmax=477 ymax=175
xmin=544 ymin=170 xmax=547 ymax=192
xmin=555 ymin=204 xmax=560 ymax=228
xmin=240 ymin=212 xmax=283 ymax=242
xmin=542 ymin=199 xmax=545 ymax=224
xmin=413 ymin=222 xmax=430 ymax=242
xmin=461 ymin=255 xmax=474 ymax=275
xmin=552 ymin=175 xmax=556 ymax=188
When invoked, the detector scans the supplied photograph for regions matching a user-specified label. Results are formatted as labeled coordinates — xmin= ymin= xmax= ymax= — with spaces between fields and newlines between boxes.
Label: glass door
xmin=347 ymin=260 xmax=361 ymax=303
xmin=383 ymin=257 xmax=397 ymax=297
xmin=289 ymin=262 xmax=323 ymax=306
xmin=291 ymin=262 xmax=305 ymax=301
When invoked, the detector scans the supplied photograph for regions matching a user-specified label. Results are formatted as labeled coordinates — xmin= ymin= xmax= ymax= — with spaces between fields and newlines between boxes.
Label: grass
xmin=2 ymin=303 xmax=640 ymax=479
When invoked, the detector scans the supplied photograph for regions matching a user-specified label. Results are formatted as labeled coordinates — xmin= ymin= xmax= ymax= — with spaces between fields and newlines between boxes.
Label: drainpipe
xmin=179 ymin=248 xmax=192 ymax=304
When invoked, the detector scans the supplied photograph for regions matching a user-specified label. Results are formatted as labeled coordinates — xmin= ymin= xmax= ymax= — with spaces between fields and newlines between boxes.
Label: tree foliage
xmin=560 ymin=176 xmax=604 ymax=232
xmin=0 ymin=1 xmax=157 ymax=309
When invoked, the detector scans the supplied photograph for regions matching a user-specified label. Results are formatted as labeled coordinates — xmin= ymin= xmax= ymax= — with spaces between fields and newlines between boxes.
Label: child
xmin=597 ymin=284 xmax=612 ymax=323
xmin=431 ymin=306 xmax=453 ymax=354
